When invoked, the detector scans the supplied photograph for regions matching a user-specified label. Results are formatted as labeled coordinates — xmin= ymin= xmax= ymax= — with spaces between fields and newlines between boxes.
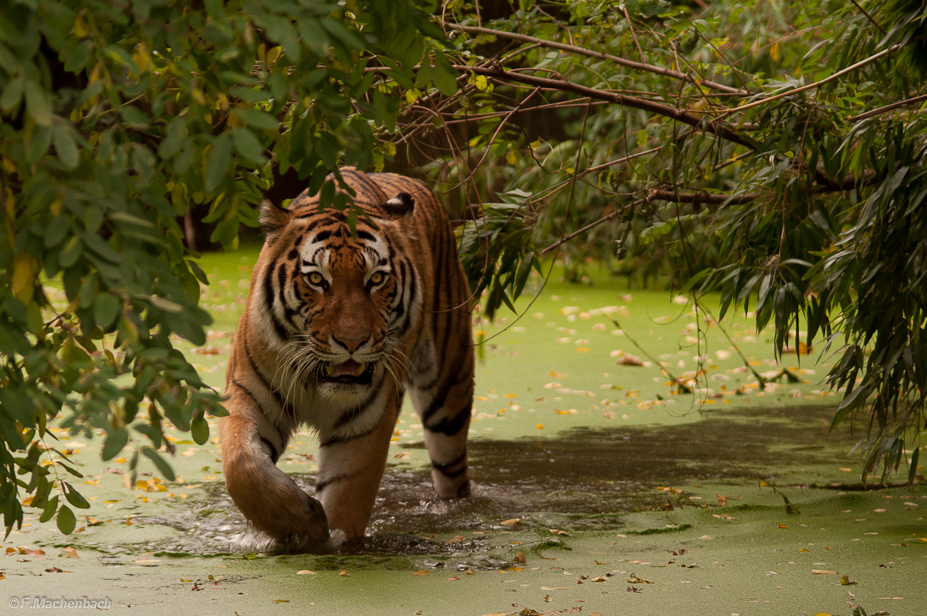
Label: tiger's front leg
xmin=219 ymin=393 xmax=330 ymax=552
xmin=314 ymin=389 xmax=400 ymax=539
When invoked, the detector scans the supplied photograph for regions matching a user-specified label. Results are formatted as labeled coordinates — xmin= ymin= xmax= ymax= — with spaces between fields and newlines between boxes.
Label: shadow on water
xmin=136 ymin=405 xmax=856 ymax=556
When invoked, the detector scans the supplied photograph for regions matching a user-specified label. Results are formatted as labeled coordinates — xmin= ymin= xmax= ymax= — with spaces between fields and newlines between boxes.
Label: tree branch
xmin=457 ymin=64 xmax=757 ymax=150
xmin=540 ymin=200 xmax=643 ymax=255
xmin=729 ymin=43 xmax=902 ymax=113
xmin=849 ymin=0 xmax=886 ymax=35
xmin=448 ymin=24 xmax=748 ymax=95
xmin=847 ymin=93 xmax=927 ymax=122
xmin=646 ymin=189 xmax=760 ymax=204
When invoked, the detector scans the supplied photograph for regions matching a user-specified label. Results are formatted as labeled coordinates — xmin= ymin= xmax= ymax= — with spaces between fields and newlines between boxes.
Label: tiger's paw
xmin=238 ymin=491 xmax=332 ymax=554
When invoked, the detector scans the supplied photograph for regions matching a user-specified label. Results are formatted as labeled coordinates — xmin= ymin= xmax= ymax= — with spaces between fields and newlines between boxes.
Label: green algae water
xmin=8 ymin=254 xmax=925 ymax=615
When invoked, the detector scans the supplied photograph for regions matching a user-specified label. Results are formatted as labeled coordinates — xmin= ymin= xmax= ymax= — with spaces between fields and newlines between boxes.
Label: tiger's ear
xmin=381 ymin=192 xmax=415 ymax=218
xmin=259 ymin=198 xmax=292 ymax=239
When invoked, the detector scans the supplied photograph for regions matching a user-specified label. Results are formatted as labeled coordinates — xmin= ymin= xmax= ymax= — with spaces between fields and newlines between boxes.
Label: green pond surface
xmin=6 ymin=250 xmax=925 ymax=615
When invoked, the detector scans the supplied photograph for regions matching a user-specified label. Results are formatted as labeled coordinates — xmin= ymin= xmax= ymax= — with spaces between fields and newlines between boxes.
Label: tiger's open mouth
xmin=317 ymin=359 xmax=375 ymax=385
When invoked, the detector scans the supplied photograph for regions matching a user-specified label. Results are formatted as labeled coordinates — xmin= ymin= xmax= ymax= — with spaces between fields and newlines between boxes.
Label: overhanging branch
xmin=455 ymin=64 xmax=757 ymax=150
xmin=448 ymin=24 xmax=748 ymax=95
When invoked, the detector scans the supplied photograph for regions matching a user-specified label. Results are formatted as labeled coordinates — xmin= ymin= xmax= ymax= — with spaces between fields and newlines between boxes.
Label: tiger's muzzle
xmin=317 ymin=359 xmax=376 ymax=386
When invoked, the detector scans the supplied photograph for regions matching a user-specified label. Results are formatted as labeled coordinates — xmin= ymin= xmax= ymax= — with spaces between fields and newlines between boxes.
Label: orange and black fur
xmin=219 ymin=168 xmax=474 ymax=551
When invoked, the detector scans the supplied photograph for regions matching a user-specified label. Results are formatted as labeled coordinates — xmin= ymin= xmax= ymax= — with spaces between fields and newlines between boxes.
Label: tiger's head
xmin=253 ymin=192 xmax=421 ymax=401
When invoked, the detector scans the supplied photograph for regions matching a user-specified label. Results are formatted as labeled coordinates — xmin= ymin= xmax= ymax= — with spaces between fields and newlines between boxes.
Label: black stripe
xmin=230 ymin=379 xmax=288 ymax=458
xmin=260 ymin=436 xmax=280 ymax=464
xmin=421 ymin=372 xmax=455 ymax=424
xmin=230 ymin=378 xmax=260 ymax=407
xmin=277 ymin=262 xmax=301 ymax=332
xmin=242 ymin=336 xmax=297 ymax=418
xmin=424 ymin=406 xmax=470 ymax=436
xmin=314 ymin=471 xmax=359 ymax=494
xmin=262 ymin=261 xmax=290 ymax=342
xmin=333 ymin=389 xmax=377 ymax=430
xmin=319 ymin=421 xmax=380 ymax=448
xmin=432 ymin=451 xmax=467 ymax=474
xmin=346 ymin=168 xmax=386 ymax=202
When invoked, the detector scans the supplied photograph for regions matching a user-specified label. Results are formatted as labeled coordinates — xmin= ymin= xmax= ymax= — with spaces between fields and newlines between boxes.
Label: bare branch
xmin=849 ymin=0 xmax=887 ymax=35
xmin=619 ymin=4 xmax=646 ymax=63
xmin=646 ymin=189 xmax=760 ymax=204
xmin=447 ymin=24 xmax=748 ymax=95
xmin=540 ymin=200 xmax=643 ymax=255
xmin=847 ymin=93 xmax=927 ymax=122
xmin=457 ymin=64 xmax=757 ymax=150
xmin=729 ymin=43 xmax=902 ymax=114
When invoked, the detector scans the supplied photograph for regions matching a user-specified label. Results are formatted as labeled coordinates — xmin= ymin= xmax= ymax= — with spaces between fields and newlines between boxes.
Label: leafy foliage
xmin=3 ymin=0 xmax=927 ymax=537
xmin=397 ymin=0 xmax=927 ymax=482
xmin=0 ymin=0 xmax=457 ymax=535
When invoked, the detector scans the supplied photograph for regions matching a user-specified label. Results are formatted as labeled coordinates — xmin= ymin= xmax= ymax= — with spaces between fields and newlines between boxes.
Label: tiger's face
xmin=258 ymin=209 xmax=421 ymax=403
xmin=297 ymin=228 xmax=399 ymax=395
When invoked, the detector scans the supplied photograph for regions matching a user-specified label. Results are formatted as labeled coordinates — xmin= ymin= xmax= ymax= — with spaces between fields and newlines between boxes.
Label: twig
xmin=540 ymin=199 xmax=643 ymax=255
xmin=447 ymin=24 xmax=747 ymax=94
xmin=533 ymin=143 xmax=670 ymax=203
xmin=620 ymin=4 xmax=646 ymax=63
xmin=646 ymin=189 xmax=761 ymax=204
xmin=847 ymin=93 xmax=927 ymax=122
xmin=462 ymin=87 xmax=541 ymax=183
xmin=456 ymin=64 xmax=756 ymax=150
xmin=729 ymin=43 xmax=902 ymax=114
xmin=849 ymin=0 xmax=887 ymax=35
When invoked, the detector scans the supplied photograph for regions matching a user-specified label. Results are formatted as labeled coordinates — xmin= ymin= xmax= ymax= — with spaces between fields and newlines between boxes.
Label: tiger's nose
xmin=332 ymin=335 xmax=367 ymax=353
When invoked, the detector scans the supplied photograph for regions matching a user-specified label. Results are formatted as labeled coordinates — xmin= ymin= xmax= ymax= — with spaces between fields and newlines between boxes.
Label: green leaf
xmin=43 ymin=215 xmax=71 ymax=248
xmin=63 ymin=482 xmax=90 ymax=509
xmin=0 ymin=73 xmax=24 ymax=111
xmin=101 ymin=428 xmax=129 ymax=461
xmin=191 ymin=413 xmax=209 ymax=445
xmin=232 ymin=108 xmax=280 ymax=130
xmin=56 ymin=505 xmax=76 ymax=534
xmin=231 ymin=127 xmax=268 ymax=164
xmin=59 ymin=236 xmax=82 ymax=268
xmin=52 ymin=123 xmax=79 ymax=169
xmin=24 ymin=79 xmax=51 ymax=126
xmin=147 ymin=295 xmax=183 ymax=313
xmin=187 ymin=259 xmax=209 ymax=285
xmin=141 ymin=447 xmax=176 ymax=482
xmin=205 ymin=133 xmax=233 ymax=192
xmin=93 ymin=292 xmax=120 ymax=329
xmin=431 ymin=56 xmax=459 ymax=96
xmin=39 ymin=496 xmax=58 ymax=523
xmin=26 ymin=124 xmax=51 ymax=163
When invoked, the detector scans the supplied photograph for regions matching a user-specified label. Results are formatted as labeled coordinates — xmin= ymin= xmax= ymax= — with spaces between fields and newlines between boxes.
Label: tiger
xmin=219 ymin=167 xmax=474 ymax=552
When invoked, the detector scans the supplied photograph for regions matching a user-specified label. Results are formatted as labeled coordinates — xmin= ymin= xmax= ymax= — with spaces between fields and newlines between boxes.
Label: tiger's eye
xmin=370 ymin=272 xmax=384 ymax=285
xmin=309 ymin=272 xmax=324 ymax=285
